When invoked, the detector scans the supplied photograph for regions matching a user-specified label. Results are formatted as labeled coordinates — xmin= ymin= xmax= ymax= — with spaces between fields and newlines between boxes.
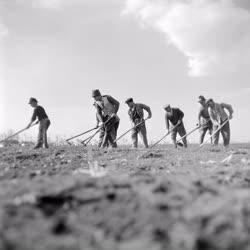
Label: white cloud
xmin=32 ymin=0 xmax=63 ymax=9
xmin=31 ymin=0 xmax=120 ymax=9
xmin=123 ymin=0 xmax=250 ymax=76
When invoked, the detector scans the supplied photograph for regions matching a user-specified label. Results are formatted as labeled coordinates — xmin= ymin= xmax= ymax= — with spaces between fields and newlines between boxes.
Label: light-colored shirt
xmin=198 ymin=104 xmax=210 ymax=125
xmin=208 ymin=103 xmax=233 ymax=125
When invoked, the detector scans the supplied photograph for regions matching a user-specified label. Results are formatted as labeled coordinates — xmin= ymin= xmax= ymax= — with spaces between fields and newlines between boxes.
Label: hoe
xmin=200 ymin=119 xmax=229 ymax=148
xmin=0 ymin=123 xmax=38 ymax=146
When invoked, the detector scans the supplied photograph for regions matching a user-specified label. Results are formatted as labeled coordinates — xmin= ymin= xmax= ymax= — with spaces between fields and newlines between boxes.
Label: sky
xmin=1 ymin=0 xmax=250 ymax=143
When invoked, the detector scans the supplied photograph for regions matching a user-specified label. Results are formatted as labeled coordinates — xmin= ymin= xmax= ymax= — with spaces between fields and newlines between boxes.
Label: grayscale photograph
xmin=0 ymin=0 xmax=250 ymax=249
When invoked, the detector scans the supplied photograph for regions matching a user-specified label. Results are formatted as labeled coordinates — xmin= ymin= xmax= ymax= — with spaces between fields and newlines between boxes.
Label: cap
xmin=125 ymin=98 xmax=133 ymax=104
xmin=206 ymin=98 xmax=214 ymax=104
xmin=198 ymin=95 xmax=206 ymax=103
xmin=28 ymin=97 xmax=38 ymax=104
xmin=163 ymin=104 xmax=171 ymax=110
xmin=92 ymin=89 xmax=101 ymax=97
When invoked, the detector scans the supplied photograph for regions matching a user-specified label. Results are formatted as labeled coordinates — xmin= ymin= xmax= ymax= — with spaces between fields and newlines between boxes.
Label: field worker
xmin=164 ymin=104 xmax=187 ymax=148
xmin=125 ymin=98 xmax=152 ymax=148
xmin=198 ymin=95 xmax=213 ymax=145
xmin=26 ymin=98 xmax=51 ymax=149
xmin=207 ymin=99 xmax=233 ymax=147
xmin=92 ymin=89 xmax=120 ymax=148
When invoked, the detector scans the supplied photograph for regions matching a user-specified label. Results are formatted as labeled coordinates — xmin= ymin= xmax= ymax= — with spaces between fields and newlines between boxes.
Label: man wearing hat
xmin=125 ymin=98 xmax=152 ymax=148
xmin=207 ymin=99 xmax=233 ymax=147
xmin=198 ymin=95 xmax=213 ymax=145
xmin=26 ymin=98 xmax=51 ymax=149
xmin=92 ymin=89 xmax=120 ymax=148
xmin=164 ymin=104 xmax=187 ymax=148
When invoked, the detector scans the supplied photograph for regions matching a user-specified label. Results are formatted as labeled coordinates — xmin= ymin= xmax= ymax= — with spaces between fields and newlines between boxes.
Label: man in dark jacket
xmin=164 ymin=104 xmax=187 ymax=148
xmin=92 ymin=89 xmax=120 ymax=148
xmin=26 ymin=97 xmax=51 ymax=149
xmin=125 ymin=98 xmax=152 ymax=148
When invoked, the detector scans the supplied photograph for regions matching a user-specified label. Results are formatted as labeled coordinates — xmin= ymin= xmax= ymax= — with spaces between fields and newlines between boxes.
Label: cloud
xmin=31 ymin=0 xmax=120 ymax=9
xmin=32 ymin=0 xmax=63 ymax=9
xmin=123 ymin=0 xmax=250 ymax=76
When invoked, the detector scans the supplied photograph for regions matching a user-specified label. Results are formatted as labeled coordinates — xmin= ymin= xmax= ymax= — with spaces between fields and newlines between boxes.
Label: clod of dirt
xmin=51 ymin=216 xmax=70 ymax=235
xmin=139 ymin=152 xmax=163 ymax=159
xmin=36 ymin=194 xmax=75 ymax=216
xmin=106 ymin=192 xmax=116 ymax=202
xmin=16 ymin=153 xmax=39 ymax=161
xmin=152 ymin=228 xmax=168 ymax=242
xmin=153 ymin=183 xmax=169 ymax=194
xmin=209 ymin=148 xmax=221 ymax=152
xmin=29 ymin=170 xmax=44 ymax=178
xmin=231 ymin=149 xmax=248 ymax=155
xmin=54 ymin=149 xmax=66 ymax=157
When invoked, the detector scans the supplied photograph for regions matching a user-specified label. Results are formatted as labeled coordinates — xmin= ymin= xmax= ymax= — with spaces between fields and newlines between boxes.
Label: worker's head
xmin=163 ymin=104 xmax=171 ymax=112
xmin=207 ymin=98 xmax=215 ymax=107
xmin=92 ymin=89 xmax=102 ymax=101
xmin=28 ymin=97 xmax=38 ymax=108
xmin=198 ymin=95 xmax=206 ymax=106
xmin=125 ymin=98 xmax=134 ymax=108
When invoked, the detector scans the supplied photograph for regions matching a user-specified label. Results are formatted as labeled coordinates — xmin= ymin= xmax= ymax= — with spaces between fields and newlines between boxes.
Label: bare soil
xmin=0 ymin=144 xmax=250 ymax=250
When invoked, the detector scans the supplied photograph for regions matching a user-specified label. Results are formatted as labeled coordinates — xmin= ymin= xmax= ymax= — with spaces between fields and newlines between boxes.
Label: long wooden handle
xmin=200 ymin=119 xmax=229 ymax=148
xmin=0 ymin=123 xmax=37 ymax=143
xmin=150 ymin=123 xmax=179 ymax=149
xmin=177 ymin=125 xmax=200 ymax=143
xmin=114 ymin=118 xmax=149 ymax=143
xmin=66 ymin=127 xmax=97 ymax=142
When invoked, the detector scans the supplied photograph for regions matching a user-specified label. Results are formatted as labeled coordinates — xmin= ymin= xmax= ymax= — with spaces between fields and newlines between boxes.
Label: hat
xmin=92 ymin=89 xmax=101 ymax=97
xmin=198 ymin=95 xmax=206 ymax=103
xmin=125 ymin=98 xmax=133 ymax=104
xmin=206 ymin=98 xmax=214 ymax=104
xmin=28 ymin=97 xmax=38 ymax=104
xmin=163 ymin=104 xmax=171 ymax=110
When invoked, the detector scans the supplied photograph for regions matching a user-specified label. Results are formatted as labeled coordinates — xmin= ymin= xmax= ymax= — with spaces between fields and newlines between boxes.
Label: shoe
xmin=34 ymin=145 xmax=42 ymax=149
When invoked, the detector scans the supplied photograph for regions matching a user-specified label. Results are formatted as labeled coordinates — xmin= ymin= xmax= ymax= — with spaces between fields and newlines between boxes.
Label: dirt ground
xmin=0 ymin=143 xmax=250 ymax=250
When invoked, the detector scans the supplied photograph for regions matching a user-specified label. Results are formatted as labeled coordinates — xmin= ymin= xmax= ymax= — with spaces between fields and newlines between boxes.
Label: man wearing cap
xmin=207 ymin=99 xmax=233 ymax=147
xmin=164 ymin=104 xmax=187 ymax=148
xmin=26 ymin=98 xmax=51 ymax=149
xmin=125 ymin=98 xmax=152 ymax=148
xmin=92 ymin=89 xmax=120 ymax=148
xmin=198 ymin=95 xmax=213 ymax=145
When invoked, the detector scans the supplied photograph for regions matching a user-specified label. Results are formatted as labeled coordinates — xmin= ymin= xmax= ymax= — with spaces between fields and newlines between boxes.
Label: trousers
xmin=131 ymin=122 xmax=148 ymax=148
xmin=199 ymin=120 xmax=213 ymax=144
xmin=171 ymin=123 xmax=187 ymax=147
xmin=98 ymin=116 xmax=119 ymax=148
xmin=36 ymin=118 xmax=50 ymax=148
xmin=213 ymin=120 xmax=230 ymax=147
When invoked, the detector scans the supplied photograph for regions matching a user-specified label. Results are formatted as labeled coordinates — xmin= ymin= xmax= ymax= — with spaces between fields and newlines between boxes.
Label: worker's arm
xmin=140 ymin=104 xmax=152 ymax=119
xmin=26 ymin=109 xmax=37 ymax=129
xmin=221 ymin=103 xmax=233 ymax=119
xmin=177 ymin=109 xmax=184 ymax=125
xmin=95 ymin=114 xmax=100 ymax=128
xmin=208 ymin=107 xmax=219 ymax=126
xmin=165 ymin=114 xmax=170 ymax=132
xmin=198 ymin=108 xmax=203 ymax=126
xmin=94 ymin=104 xmax=104 ymax=125
xmin=107 ymin=96 xmax=120 ymax=114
